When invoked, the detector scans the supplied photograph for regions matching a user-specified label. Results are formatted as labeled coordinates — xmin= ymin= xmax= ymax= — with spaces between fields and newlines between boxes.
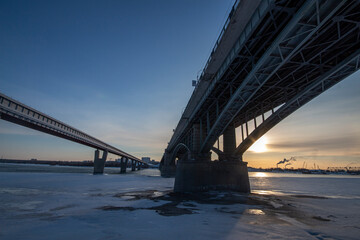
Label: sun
xmin=249 ymin=136 xmax=268 ymax=153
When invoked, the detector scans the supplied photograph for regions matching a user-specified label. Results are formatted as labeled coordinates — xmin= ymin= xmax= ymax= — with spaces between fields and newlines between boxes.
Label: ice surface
xmin=0 ymin=163 xmax=359 ymax=240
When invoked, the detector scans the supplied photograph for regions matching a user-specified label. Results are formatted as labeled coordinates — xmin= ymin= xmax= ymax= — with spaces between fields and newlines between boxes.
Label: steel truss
xmin=165 ymin=0 xmax=360 ymax=163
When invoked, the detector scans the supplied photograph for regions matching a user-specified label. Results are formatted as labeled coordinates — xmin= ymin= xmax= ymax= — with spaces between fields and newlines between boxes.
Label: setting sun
xmin=249 ymin=136 xmax=268 ymax=153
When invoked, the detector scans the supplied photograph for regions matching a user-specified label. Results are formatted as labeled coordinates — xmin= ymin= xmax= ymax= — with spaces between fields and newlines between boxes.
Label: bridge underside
xmin=161 ymin=0 xmax=360 ymax=192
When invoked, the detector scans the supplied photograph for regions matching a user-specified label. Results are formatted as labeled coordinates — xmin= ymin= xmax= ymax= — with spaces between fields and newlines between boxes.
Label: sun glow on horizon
xmin=249 ymin=136 xmax=268 ymax=153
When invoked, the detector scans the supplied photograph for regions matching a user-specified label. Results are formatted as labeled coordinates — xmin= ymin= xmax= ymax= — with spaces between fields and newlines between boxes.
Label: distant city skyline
xmin=1 ymin=0 xmax=359 ymax=169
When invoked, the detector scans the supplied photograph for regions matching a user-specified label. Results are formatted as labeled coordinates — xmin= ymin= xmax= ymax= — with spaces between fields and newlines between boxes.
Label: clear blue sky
xmin=1 ymin=0 xmax=359 ymax=169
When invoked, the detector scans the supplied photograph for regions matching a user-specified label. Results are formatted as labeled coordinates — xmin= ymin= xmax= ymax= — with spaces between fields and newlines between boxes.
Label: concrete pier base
xmin=174 ymin=161 xmax=250 ymax=193
xmin=120 ymin=157 xmax=128 ymax=174
xmin=93 ymin=150 xmax=108 ymax=174
xmin=160 ymin=165 xmax=176 ymax=178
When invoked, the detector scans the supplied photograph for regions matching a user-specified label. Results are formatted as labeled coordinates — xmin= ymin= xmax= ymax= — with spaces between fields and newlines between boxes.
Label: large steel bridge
xmin=0 ymin=92 xmax=147 ymax=173
xmin=161 ymin=0 xmax=360 ymax=192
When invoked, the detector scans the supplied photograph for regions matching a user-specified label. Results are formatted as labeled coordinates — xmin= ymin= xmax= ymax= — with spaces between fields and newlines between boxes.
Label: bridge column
xmin=174 ymin=161 xmax=250 ymax=193
xmin=131 ymin=160 xmax=135 ymax=171
xmin=131 ymin=160 xmax=136 ymax=171
xmin=137 ymin=162 xmax=141 ymax=170
xmin=160 ymin=150 xmax=176 ymax=177
xmin=120 ymin=157 xmax=128 ymax=174
xmin=93 ymin=149 xmax=108 ymax=174
xmin=174 ymin=125 xmax=249 ymax=192
xmin=222 ymin=125 xmax=240 ymax=161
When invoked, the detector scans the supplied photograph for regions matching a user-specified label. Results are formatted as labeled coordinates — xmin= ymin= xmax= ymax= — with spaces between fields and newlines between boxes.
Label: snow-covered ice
xmin=0 ymin=163 xmax=359 ymax=240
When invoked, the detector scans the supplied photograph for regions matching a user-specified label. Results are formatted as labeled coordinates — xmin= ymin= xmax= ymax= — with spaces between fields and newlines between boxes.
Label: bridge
xmin=160 ymin=0 xmax=360 ymax=192
xmin=0 ymin=92 xmax=147 ymax=174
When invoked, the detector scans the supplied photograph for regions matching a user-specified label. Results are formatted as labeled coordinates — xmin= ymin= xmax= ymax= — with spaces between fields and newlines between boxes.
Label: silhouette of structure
xmin=160 ymin=0 xmax=360 ymax=192
xmin=0 ymin=92 xmax=147 ymax=174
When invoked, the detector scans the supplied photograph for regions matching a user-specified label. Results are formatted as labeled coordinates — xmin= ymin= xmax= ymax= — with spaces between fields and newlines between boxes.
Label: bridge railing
xmin=197 ymin=0 xmax=241 ymax=84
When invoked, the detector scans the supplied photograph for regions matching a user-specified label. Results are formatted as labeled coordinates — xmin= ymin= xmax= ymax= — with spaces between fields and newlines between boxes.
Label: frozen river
xmin=0 ymin=163 xmax=359 ymax=239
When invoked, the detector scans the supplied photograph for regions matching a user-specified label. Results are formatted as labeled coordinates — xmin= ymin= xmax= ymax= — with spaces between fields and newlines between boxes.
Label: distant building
xmin=149 ymin=159 xmax=157 ymax=164
xmin=141 ymin=157 xmax=151 ymax=163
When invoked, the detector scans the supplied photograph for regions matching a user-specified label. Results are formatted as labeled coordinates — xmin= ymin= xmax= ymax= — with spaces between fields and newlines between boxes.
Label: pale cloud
xmin=267 ymin=135 xmax=360 ymax=155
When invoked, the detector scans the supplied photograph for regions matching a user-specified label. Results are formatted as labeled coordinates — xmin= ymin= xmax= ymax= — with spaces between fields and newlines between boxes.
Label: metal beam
xmin=200 ymin=0 xmax=347 ymax=153
xmin=235 ymin=48 xmax=360 ymax=154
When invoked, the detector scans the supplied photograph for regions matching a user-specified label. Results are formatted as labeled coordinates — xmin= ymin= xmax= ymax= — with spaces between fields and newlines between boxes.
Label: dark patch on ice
xmin=50 ymin=204 xmax=77 ymax=211
xmin=291 ymin=195 xmax=328 ymax=199
xmin=96 ymin=203 xmax=197 ymax=216
xmin=90 ymin=193 xmax=106 ymax=197
xmin=215 ymin=207 xmax=244 ymax=214
xmin=148 ymin=202 xmax=197 ymax=216
xmin=306 ymin=231 xmax=334 ymax=240
xmin=97 ymin=206 xmax=137 ymax=211
xmin=107 ymin=190 xmax=269 ymax=217
xmin=108 ymin=189 xmax=335 ymax=220
xmin=113 ymin=190 xmax=257 ymax=205
xmin=312 ymin=216 xmax=331 ymax=222
xmin=182 ymin=203 xmax=196 ymax=207
xmin=14 ymin=212 xmax=57 ymax=221
xmin=113 ymin=189 xmax=166 ymax=200
xmin=157 ymin=191 xmax=264 ymax=206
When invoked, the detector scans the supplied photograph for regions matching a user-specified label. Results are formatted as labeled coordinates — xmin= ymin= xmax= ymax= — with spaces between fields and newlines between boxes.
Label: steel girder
xmin=165 ymin=0 xmax=360 ymax=163
xmin=163 ymin=0 xmax=360 ymax=163
xmin=232 ymin=1 xmax=360 ymax=154
xmin=200 ymin=0 xmax=360 ymax=154
xmin=235 ymin=49 xmax=360 ymax=154
xmin=0 ymin=93 xmax=141 ymax=161
xmin=232 ymin=1 xmax=360 ymax=128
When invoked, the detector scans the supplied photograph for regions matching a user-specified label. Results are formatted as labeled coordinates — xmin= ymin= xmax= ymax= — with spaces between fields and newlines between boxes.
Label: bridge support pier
xmin=93 ymin=150 xmax=108 ymax=174
xmin=159 ymin=150 xmax=177 ymax=177
xmin=137 ymin=162 xmax=141 ymax=170
xmin=160 ymin=165 xmax=176 ymax=177
xmin=174 ymin=160 xmax=250 ymax=193
xmin=131 ymin=160 xmax=136 ymax=171
xmin=120 ymin=157 xmax=128 ymax=174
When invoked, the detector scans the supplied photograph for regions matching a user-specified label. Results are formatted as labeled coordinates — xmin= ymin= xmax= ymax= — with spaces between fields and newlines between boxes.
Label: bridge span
xmin=0 ymin=92 xmax=147 ymax=174
xmin=160 ymin=0 xmax=360 ymax=192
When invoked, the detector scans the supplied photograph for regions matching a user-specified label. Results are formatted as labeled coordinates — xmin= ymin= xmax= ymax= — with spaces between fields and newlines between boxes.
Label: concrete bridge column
xmin=160 ymin=150 xmax=177 ymax=177
xmin=174 ymin=160 xmax=250 ymax=193
xmin=174 ymin=125 xmax=249 ymax=192
xmin=131 ymin=160 xmax=136 ymax=171
xmin=223 ymin=125 xmax=236 ymax=155
xmin=137 ymin=162 xmax=141 ymax=170
xmin=120 ymin=157 xmax=128 ymax=174
xmin=93 ymin=149 xmax=108 ymax=174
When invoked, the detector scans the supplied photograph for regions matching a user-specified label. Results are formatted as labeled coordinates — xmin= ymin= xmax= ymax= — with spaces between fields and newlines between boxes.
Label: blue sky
xmin=1 ymin=0 xmax=359 ymax=169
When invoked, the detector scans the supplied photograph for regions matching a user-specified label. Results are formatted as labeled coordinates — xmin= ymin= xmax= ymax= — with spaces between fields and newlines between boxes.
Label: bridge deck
xmin=0 ymin=93 xmax=141 ymax=161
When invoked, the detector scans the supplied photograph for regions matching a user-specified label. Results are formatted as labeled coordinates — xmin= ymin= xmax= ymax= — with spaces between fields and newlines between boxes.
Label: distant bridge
xmin=0 ymin=92 xmax=147 ymax=173
xmin=161 ymin=0 xmax=360 ymax=192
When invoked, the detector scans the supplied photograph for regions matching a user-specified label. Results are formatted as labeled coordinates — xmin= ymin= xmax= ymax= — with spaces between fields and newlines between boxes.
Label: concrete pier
xmin=174 ymin=160 xmax=250 ymax=193
xmin=120 ymin=157 xmax=128 ymax=174
xmin=160 ymin=165 xmax=176 ymax=177
xmin=93 ymin=150 xmax=108 ymax=174
xmin=131 ymin=160 xmax=136 ymax=171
